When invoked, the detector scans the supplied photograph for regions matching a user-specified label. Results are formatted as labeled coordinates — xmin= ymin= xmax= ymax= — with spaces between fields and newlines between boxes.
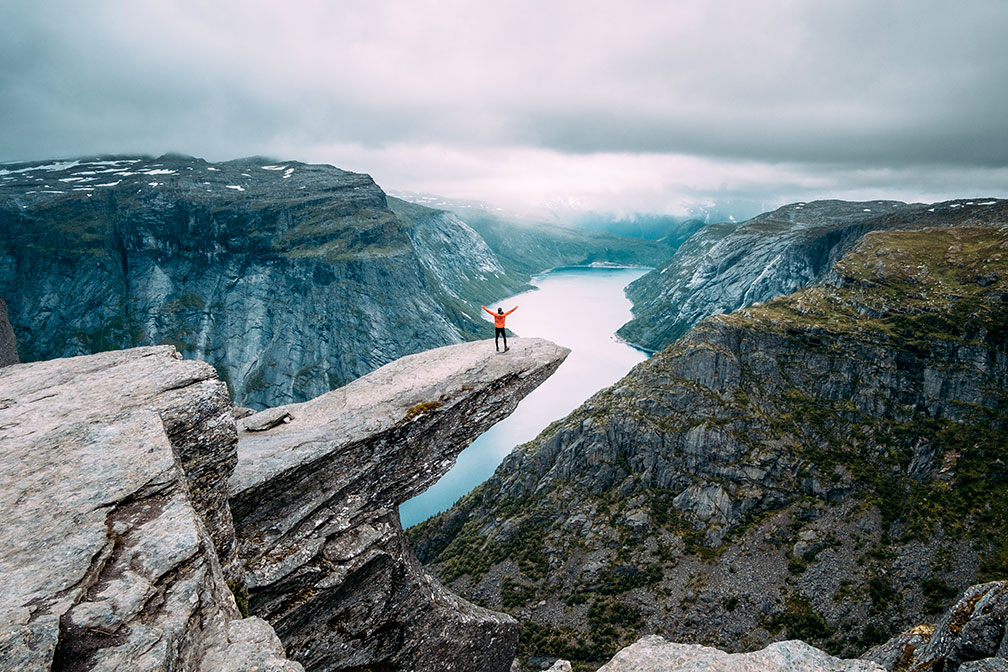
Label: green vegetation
xmin=404 ymin=400 xmax=442 ymax=420
xmin=226 ymin=580 xmax=249 ymax=618
xmin=418 ymin=224 xmax=1008 ymax=662
xmin=922 ymin=578 xmax=958 ymax=614
xmin=765 ymin=595 xmax=834 ymax=643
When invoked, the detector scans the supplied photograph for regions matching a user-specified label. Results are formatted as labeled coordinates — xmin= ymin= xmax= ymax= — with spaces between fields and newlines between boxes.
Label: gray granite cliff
xmin=413 ymin=222 xmax=1008 ymax=668
xmin=0 ymin=346 xmax=300 ymax=672
xmin=0 ymin=155 xmax=657 ymax=410
xmin=229 ymin=337 xmax=569 ymax=671
xmin=618 ymin=199 xmax=1008 ymax=351
xmin=0 ymin=337 xmax=568 ymax=671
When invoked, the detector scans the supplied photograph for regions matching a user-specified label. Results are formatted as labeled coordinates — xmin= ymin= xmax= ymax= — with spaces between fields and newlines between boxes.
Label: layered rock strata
xmin=228 ymin=338 xmax=570 ymax=672
xmin=413 ymin=224 xmax=1008 ymax=666
xmin=618 ymin=199 xmax=1008 ymax=351
xmin=0 ymin=346 xmax=300 ymax=671
xmin=865 ymin=581 xmax=1008 ymax=672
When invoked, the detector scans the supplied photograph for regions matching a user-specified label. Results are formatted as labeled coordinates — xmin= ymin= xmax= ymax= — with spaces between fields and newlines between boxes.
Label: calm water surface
xmin=399 ymin=266 xmax=650 ymax=528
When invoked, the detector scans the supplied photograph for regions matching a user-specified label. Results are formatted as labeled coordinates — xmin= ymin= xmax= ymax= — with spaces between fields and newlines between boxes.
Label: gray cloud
xmin=1 ymin=1 xmax=1006 ymax=212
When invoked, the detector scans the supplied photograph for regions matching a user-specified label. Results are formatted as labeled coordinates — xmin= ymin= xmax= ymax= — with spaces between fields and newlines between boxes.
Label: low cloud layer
xmin=2 ymin=1 xmax=1006 ymax=214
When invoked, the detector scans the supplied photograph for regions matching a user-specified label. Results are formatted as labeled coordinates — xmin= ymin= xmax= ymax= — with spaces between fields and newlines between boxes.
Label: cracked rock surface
xmin=0 ymin=346 xmax=300 ymax=672
xmin=598 ymin=636 xmax=883 ymax=671
xmin=229 ymin=337 xmax=569 ymax=672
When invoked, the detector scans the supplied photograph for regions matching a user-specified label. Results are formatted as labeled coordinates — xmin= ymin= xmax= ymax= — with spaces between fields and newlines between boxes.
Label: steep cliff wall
xmin=0 ymin=156 xmax=514 ymax=409
xmin=229 ymin=338 xmax=569 ymax=672
xmin=618 ymin=199 xmax=1008 ymax=351
xmin=412 ymin=223 xmax=1008 ymax=669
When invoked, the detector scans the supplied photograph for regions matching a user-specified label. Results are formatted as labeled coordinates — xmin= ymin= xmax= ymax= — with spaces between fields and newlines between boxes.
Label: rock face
xmin=865 ymin=581 xmax=1008 ymax=672
xmin=228 ymin=338 xmax=570 ymax=672
xmin=617 ymin=199 xmax=1008 ymax=351
xmin=0 ymin=155 xmax=518 ymax=409
xmin=0 ymin=296 xmax=16 ymax=366
xmin=598 ymin=636 xmax=883 ymax=672
xmin=0 ymin=346 xmax=300 ymax=671
xmin=412 ymin=223 xmax=1008 ymax=667
xmin=0 ymin=155 xmax=660 ymax=410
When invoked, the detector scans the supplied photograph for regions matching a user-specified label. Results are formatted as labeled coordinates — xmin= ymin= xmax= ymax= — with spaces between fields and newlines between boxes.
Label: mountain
xmin=617 ymin=199 xmax=1008 ymax=352
xmin=410 ymin=219 xmax=1008 ymax=669
xmin=0 ymin=155 xmax=658 ymax=409
xmin=390 ymin=192 xmax=680 ymax=274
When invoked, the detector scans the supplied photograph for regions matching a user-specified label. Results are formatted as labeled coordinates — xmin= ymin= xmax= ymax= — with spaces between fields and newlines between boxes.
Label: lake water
xmin=399 ymin=266 xmax=650 ymax=528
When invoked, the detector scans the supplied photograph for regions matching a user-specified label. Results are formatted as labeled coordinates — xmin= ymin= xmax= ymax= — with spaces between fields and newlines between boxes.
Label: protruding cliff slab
xmin=228 ymin=337 xmax=570 ymax=672
xmin=0 ymin=346 xmax=300 ymax=671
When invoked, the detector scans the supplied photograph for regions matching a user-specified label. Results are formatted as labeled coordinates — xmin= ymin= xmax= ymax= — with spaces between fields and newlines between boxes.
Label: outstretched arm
xmin=504 ymin=306 xmax=518 ymax=316
xmin=482 ymin=305 xmax=495 ymax=316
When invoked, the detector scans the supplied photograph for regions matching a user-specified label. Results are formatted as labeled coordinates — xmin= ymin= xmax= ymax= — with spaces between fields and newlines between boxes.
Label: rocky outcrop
xmin=865 ymin=581 xmax=1008 ymax=672
xmin=0 ymin=346 xmax=300 ymax=671
xmin=1 ymin=336 xmax=568 ymax=671
xmin=228 ymin=338 xmax=570 ymax=672
xmin=597 ymin=636 xmax=883 ymax=671
xmin=412 ymin=223 xmax=1008 ymax=667
xmin=618 ymin=199 xmax=1008 ymax=351
xmin=0 ymin=296 xmax=16 ymax=366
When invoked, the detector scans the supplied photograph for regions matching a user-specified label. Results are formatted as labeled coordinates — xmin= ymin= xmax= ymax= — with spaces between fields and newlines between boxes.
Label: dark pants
xmin=495 ymin=327 xmax=507 ymax=350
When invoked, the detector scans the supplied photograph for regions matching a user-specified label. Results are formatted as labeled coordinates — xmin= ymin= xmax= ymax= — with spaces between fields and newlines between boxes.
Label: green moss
xmin=501 ymin=577 xmax=536 ymax=609
xmin=227 ymin=580 xmax=249 ymax=618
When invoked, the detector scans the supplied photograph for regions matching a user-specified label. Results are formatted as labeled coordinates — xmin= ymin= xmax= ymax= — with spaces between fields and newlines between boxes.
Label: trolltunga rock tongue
xmin=228 ymin=337 xmax=569 ymax=672
xmin=0 ymin=346 xmax=300 ymax=671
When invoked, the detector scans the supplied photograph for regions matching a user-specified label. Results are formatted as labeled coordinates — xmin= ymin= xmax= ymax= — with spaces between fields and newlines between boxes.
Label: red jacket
xmin=483 ymin=305 xmax=517 ymax=328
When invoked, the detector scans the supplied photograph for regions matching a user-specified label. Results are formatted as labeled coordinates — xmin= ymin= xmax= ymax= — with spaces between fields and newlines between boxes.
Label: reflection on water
xmin=399 ymin=266 xmax=650 ymax=528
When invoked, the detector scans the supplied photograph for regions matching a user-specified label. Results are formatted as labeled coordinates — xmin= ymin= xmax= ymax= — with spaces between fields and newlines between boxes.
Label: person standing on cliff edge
xmin=482 ymin=305 xmax=517 ymax=352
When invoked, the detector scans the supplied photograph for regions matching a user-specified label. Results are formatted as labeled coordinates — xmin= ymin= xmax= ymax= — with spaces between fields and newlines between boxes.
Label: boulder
xmin=865 ymin=581 xmax=1008 ymax=672
xmin=0 ymin=346 xmax=299 ymax=671
xmin=598 ymin=635 xmax=884 ymax=671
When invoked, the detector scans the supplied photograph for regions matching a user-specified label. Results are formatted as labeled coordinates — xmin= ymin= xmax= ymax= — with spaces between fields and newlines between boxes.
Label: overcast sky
xmin=2 ymin=1 xmax=1006 ymax=216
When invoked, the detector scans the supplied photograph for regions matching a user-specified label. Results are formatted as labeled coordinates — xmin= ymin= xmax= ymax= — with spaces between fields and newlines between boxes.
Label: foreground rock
xmin=865 ymin=581 xmax=1008 ymax=672
xmin=598 ymin=636 xmax=883 ymax=671
xmin=0 ymin=347 xmax=299 ymax=671
xmin=229 ymin=338 xmax=569 ymax=672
